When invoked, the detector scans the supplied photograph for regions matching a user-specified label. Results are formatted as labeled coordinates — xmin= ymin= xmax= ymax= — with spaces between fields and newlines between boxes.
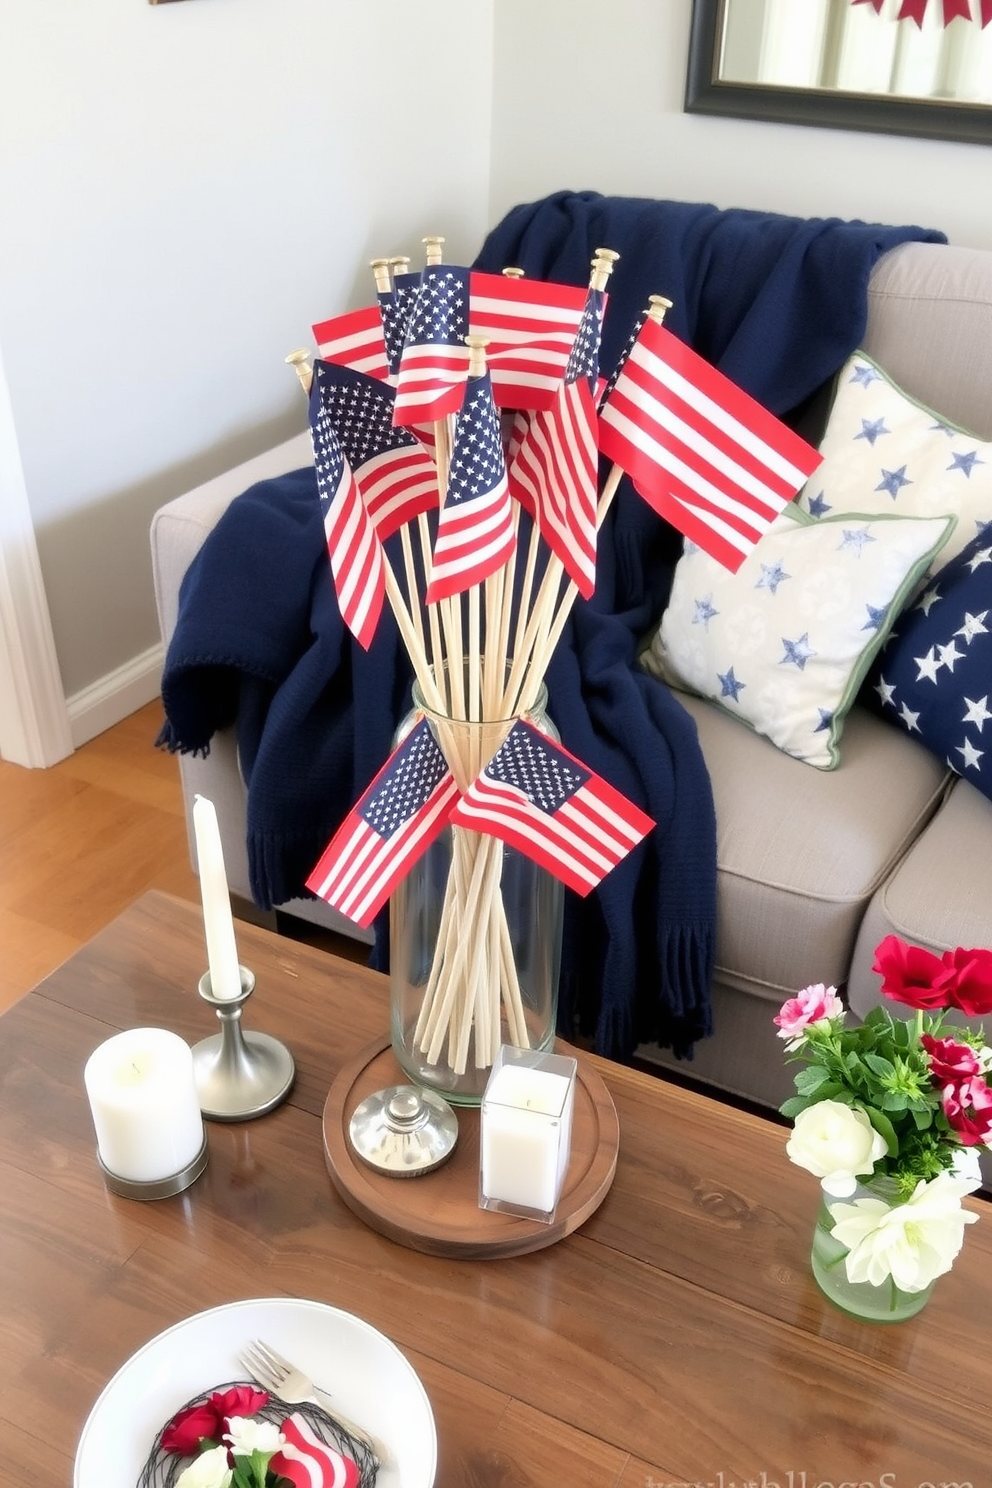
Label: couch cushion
xmin=675 ymin=691 xmax=950 ymax=1001
xmin=796 ymin=349 xmax=992 ymax=577
xmin=847 ymin=777 xmax=992 ymax=1022
xmin=641 ymin=506 xmax=952 ymax=768
xmin=866 ymin=527 xmax=992 ymax=803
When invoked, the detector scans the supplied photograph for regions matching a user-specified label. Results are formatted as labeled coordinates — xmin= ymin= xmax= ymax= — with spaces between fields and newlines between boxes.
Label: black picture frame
xmin=685 ymin=0 xmax=992 ymax=147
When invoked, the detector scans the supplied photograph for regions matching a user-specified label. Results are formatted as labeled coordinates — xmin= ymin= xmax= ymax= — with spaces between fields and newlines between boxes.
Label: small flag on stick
xmin=425 ymin=367 xmax=516 ymax=605
xmin=598 ymin=317 xmax=821 ymax=572
xmin=450 ymin=718 xmax=654 ymax=896
xmin=312 ymin=304 xmax=391 ymax=383
xmin=393 ymin=265 xmax=472 ymax=427
xmin=306 ymin=718 xmax=459 ymax=929
xmin=310 ymin=360 xmax=438 ymax=539
xmin=469 ymin=271 xmax=592 ymax=412
xmin=309 ymin=375 xmax=386 ymax=650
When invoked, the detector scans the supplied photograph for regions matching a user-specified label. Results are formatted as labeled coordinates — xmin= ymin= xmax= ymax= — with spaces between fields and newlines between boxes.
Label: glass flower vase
xmin=810 ymin=1180 xmax=936 ymax=1323
xmin=389 ymin=667 xmax=563 ymax=1106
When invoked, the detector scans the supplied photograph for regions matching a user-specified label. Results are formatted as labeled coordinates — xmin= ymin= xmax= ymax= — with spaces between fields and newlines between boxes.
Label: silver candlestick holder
xmin=191 ymin=966 xmax=295 ymax=1121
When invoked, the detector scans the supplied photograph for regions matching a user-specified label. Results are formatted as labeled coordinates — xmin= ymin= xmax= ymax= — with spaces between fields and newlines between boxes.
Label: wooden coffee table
xmin=1 ymin=890 xmax=989 ymax=1485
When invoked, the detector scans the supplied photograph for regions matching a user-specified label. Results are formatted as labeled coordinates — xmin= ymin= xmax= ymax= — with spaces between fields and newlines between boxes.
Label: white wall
xmin=488 ymin=0 xmax=992 ymax=251
xmin=0 ymin=0 xmax=495 ymax=718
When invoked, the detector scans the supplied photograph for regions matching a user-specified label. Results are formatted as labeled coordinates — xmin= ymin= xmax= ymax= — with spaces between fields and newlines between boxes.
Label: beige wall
xmin=0 ymin=0 xmax=495 ymax=702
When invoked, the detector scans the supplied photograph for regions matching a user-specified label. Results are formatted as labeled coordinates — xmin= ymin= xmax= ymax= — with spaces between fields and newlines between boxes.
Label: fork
xmin=240 ymin=1338 xmax=393 ymax=1467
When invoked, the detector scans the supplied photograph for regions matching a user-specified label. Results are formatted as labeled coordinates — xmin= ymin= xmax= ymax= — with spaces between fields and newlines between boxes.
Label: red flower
xmin=160 ymin=1386 xmax=269 ymax=1457
xmin=940 ymin=946 xmax=992 ymax=1018
xmin=922 ymin=1033 xmax=982 ymax=1085
xmin=161 ymin=1402 xmax=223 ymax=1456
xmin=872 ymin=936 xmax=952 ymax=1010
xmin=941 ymin=1074 xmax=992 ymax=1146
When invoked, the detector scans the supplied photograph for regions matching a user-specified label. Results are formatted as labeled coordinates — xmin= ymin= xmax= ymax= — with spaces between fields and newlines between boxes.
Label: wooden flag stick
xmin=285 ymin=348 xmax=313 ymax=396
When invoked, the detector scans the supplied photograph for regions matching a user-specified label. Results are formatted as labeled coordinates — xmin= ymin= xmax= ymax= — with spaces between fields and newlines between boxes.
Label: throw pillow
xmin=641 ymin=505 xmax=954 ymax=769
xmin=865 ymin=528 xmax=992 ymax=803
xmin=797 ymin=351 xmax=992 ymax=577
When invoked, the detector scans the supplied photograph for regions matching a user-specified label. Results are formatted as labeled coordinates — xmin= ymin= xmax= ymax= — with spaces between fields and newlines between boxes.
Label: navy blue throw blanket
xmin=159 ymin=191 xmax=945 ymax=1063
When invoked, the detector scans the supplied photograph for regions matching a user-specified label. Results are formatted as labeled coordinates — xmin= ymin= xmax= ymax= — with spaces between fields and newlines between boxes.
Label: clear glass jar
xmin=810 ymin=1179 xmax=936 ymax=1323
xmin=389 ymin=666 xmax=564 ymax=1106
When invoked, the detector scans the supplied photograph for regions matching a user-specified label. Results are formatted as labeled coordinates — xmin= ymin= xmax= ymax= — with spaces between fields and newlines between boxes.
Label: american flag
xmin=393 ymin=265 xmax=472 ymax=427
xmin=469 ymin=271 xmax=592 ymax=411
xmin=508 ymin=287 xmax=605 ymax=598
xmin=379 ymin=269 xmax=423 ymax=377
xmin=310 ymin=359 xmax=438 ymax=539
xmin=306 ymin=718 xmax=459 ymax=929
xmin=598 ymin=317 xmax=822 ymax=572
xmin=308 ymin=376 xmax=386 ymax=650
xmin=425 ymin=371 xmax=516 ymax=605
xmin=269 ymin=1412 xmax=360 ymax=1488
xmin=450 ymin=719 xmax=654 ymax=896
xmin=311 ymin=304 xmax=390 ymax=383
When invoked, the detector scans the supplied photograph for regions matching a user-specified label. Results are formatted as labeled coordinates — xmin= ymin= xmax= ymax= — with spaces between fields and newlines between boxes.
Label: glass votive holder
xmin=479 ymin=1044 xmax=578 ymax=1224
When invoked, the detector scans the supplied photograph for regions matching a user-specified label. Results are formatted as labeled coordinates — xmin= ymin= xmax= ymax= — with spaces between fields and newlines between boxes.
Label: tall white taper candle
xmin=192 ymin=793 xmax=242 ymax=1002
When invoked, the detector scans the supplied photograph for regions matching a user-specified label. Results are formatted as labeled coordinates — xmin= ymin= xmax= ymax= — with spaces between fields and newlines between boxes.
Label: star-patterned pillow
xmin=641 ymin=505 xmax=955 ymax=769
xmin=798 ymin=351 xmax=992 ymax=578
xmin=865 ymin=529 xmax=992 ymax=801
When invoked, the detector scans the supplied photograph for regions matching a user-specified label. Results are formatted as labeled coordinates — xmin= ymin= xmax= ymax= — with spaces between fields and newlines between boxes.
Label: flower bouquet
xmin=776 ymin=935 xmax=992 ymax=1319
xmin=138 ymin=1383 xmax=376 ymax=1488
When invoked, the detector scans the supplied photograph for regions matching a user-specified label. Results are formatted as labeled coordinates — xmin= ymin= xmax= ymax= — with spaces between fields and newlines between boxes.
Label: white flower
xmin=225 ymin=1416 xmax=285 ymax=1457
xmin=828 ymin=1171 xmax=980 ymax=1292
xmin=175 ymin=1445 xmax=233 ymax=1488
xmin=786 ymin=1100 xmax=888 ymax=1197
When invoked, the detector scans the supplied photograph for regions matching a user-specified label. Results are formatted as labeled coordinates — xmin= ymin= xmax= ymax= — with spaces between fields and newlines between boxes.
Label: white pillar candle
xmin=481 ymin=1061 xmax=575 ymax=1216
xmin=192 ymin=793 xmax=242 ymax=1001
xmin=84 ymin=1028 xmax=205 ymax=1183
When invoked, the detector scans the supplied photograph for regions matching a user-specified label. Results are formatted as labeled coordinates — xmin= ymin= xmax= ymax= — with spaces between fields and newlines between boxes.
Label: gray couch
xmin=151 ymin=236 xmax=992 ymax=1123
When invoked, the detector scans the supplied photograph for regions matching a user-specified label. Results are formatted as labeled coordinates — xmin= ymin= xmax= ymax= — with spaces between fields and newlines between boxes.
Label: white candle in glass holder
xmin=192 ymin=793 xmax=242 ymax=1002
xmin=84 ymin=1028 xmax=205 ymax=1183
xmin=481 ymin=1061 xmax=575 ymax=1215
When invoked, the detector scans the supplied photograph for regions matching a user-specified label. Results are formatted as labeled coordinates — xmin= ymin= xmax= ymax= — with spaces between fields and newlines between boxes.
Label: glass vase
xmin=810 ymin=1180 xmax=936 ymax=1323
xmin=389 ymin=666 xmax=564 ymax=1106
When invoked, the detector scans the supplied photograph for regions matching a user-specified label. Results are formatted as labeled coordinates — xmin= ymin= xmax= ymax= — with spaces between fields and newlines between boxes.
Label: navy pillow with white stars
xmin=865 ymin=528 xmax=992 ymax=801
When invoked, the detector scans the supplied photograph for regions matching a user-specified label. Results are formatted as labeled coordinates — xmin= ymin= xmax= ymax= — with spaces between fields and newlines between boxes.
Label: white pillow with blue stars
xmin=798 ymin=351 xmax=992 ymax=577
xmin=641 ymin=505 xmax=955 ymax=769
xmin=866 ymin=528 xmax=992 ymax=802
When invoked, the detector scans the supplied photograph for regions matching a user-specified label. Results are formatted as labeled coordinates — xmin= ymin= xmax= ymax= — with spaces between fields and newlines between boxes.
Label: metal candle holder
xmin=191 ymin=966 xmax=295 ymax=1120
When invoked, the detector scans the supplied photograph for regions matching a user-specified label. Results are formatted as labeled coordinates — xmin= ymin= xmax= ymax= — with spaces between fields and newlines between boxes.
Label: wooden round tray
xmin=322 ymin=1038 xmax=619 ymax=1258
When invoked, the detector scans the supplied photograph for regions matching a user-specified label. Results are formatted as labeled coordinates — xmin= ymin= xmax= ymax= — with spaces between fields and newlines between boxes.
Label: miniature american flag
xmin=469 ymin=271 xmax=591 ymax=412
xmin=598 ymin=317 xmax=821 ymax=572
xmin=310 ymin=360 xmax=437 ymax=540
xmin=312 ymin=304 xmax=390 ymax=383
xmin=450 ymin=719 xmax=654 ymax=896
xmin=269 ymin=1412 xmax=360 ymax=1488
xmin=306 ymin=719 xmax=459 ymax=929
xmin=393 ymin=265 xmax=472 ymax=427
xmin=379 ymin=269 xmax=423 ymax=378
xmin=508 ymin=286 xmax=605 ymax=598
xmin=309 ymin=379 xmax=386 ymax=651
xmin=425 ymin=370 xmax=516 ymax=605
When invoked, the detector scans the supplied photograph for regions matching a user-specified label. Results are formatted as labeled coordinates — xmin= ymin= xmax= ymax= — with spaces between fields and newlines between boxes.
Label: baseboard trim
xmin=66 ymin=643 xmax=164 ymax=748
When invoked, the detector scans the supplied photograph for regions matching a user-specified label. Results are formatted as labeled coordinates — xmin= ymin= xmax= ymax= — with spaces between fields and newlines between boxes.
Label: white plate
xmin=74 ymin=1296 xmax=436 ymax=1488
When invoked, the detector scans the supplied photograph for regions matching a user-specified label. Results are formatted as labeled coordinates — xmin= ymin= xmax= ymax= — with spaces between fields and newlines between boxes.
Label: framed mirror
xmin=686 ymin=0 xmax=992 ymax=146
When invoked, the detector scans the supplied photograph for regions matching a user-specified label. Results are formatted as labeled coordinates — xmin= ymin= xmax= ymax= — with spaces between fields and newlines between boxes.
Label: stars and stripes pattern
xmin=312 ymin=304 xmax=390 ymax=383
xmin=309 ymin=374 xmax=386 ymax=650
xmin=468 ymin=271 xmax=592 ymax=412
xmin=378 ymin=269 xmax=423 ymax=377
xmin=310 ymin=360 xmax=438 ymax=540
xmin=393 ymin=265 xmax=472 ymax=427
xmin=450 ymin=718 xmax=654 ymax=896
xmin=269 ymin=1412 xmax=360 ymax=1488
xmin=306 ymin=718 xmax=459 ymax=928
xmin=508 ymin=287 xmax=605 ymax=597
xmin=426 ymin=371 xmax=516 ymax=604
xmin=598 ymin=317 xmax=822 ymax=572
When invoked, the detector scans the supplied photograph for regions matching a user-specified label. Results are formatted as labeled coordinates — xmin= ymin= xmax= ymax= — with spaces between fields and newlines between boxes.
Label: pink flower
xmin=941 ymin=1074 xmax=992 ymax=1146
xmin=774 ymin=983 xmax=844 ymax=1041
xmin=921 ymin=1033 xmax=981 ymax=1086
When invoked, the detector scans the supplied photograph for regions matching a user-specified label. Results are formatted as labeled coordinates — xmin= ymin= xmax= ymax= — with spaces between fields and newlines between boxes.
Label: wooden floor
xmin=0 ymin=700 xmax=201 ymax=1013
